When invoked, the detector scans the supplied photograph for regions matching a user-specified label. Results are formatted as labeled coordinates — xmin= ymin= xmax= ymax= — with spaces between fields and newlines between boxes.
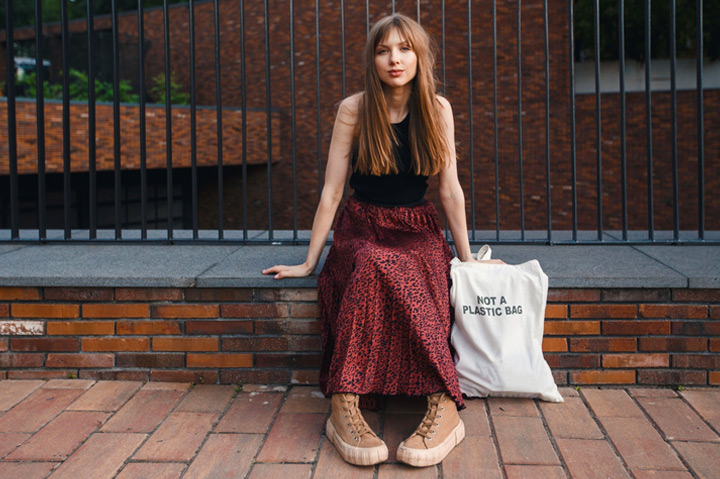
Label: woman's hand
xmin=262 ymin=263 xmax=315 ymax=279
xmin=464 ymin=258 xmax=506 ymax=265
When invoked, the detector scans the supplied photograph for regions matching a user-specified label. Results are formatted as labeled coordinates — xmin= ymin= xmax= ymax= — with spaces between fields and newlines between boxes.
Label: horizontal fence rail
xmin=0 ymin=0 xmax=715 ymax=245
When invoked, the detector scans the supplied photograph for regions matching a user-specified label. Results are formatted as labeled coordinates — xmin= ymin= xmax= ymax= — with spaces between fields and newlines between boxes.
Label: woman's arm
xmin=262 ymin=95 xmax=359 ymax=279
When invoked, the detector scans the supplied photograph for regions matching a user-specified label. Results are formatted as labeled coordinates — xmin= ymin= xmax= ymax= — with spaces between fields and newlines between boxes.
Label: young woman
xmin=263 ymin=13 xmax=497 ymax=467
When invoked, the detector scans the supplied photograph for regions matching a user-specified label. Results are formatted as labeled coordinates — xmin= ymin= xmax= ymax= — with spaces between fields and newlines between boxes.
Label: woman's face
xmin=374 ymin=28 xmax=417 ymax=91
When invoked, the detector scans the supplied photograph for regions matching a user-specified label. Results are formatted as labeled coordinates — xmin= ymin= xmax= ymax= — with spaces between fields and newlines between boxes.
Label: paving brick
xmin=671 ymin=441 xmax=720 ymax=479
xmin=12 ymin=303 xmax=79 ymax=318
xmin=11 ymin=337 xmax=79 ymax=352
xmin=48 ymin=432 xmax=147 ymax=479
xmin=630 ymin=471 xmax=694 ymax=479
xmin=0 ymin=388 xmax=83 ymax=432
xmin=255 ymin=412 xmax=325 ymax=462
xmin=637 ymin=397 xmax=719 ymax=442
xmin=383 ymin=413 xmax=424 ymax=462
xmin=680 ymin=389 xmax=720 ymax=431
xmin=176 ymin=384 xmax=235 ymax=413
xmin=153 ymin=337 xmax=218 ymax=351
xmin=82 ymin=303 xmax=149 ymax=319
xmin=0 ymin=463 xmax=55 ymax=479
xmin=280 ymin=386 xmax=330 ymax=413
xmin=599 ymin=417 xmax=686 ymax=470
xmin=571 ymin=370 xmax=635 ymax=385
xmin=46 ymin=353 xmax=114 ymax=368
xmin=492 ymin=416 xmax=560 ymax=465
xmin=544 ymin=321 xmax=600 ymax=335
xmin=581 ymin=388 xmax=644 ymax=417
xmin=0 ymin=432 xmax=31 ymax=457
xmin=0 ymin=379 xmax=44 ymax=411
xmin=569 ymin=337 xmax=637 ymax=352
xmin=488 ymin=398 xmax=539 ymax=417
xmin=133 ymin=412 xmax=217 ymax=461
xmin=150 ymin=369 xmax=218 ymax=384
xmin=6 ymin=411 xmax=108 ymax=461
xmin=68 ymin=381 xmax=143 ymax=411
xmin=638 ymin=369 xmax=707 ymax=385
xmin=0 ymin=320 xmax=44 ymax=335
xmin=186 ymin=320 xmax=253 ymax=335
xmin=377 ymin=464 xmax=438 ymax=478
xmin=153 ymin=304 xmax=219 ymax=319
xmin=185 ymin=288 xmax=253 ymax=302
xmin=639 ymin=337 xmax=708 ymax=352
xmin=248 ymin=464 xmax=315 ymax=479
xmin=458 ymin=398 xmax=491 ymax=437
xmin=539 ymin=397 xmax=604 ymax=439
xmin=442 ymin=436 xmax=503 ymax=478
xmin=42 ymin=379 xmax=95 ymax=389
xmin=221 ymin=303 xmax=287 ymax=318
xmin=115 ymin=463 xmax=186 ymax=479
xmin=141 ymin=382 xmax=190 ymax=391
xmin=101 ymin=389 xmax=185 ymax=433
xmin=547 ymin=289 xmax=600 ymax=302
xmin=254 ymin=288 xmax=317 ymax=302
xmin=384 ymin=395 xmax=427 ymax=415
xmin=187 ymin=353 xmax=252 ymax=368
xmin=627 ymin=388 xmax=678 ymax=398
xmin=504 ymin=465 xmax=567 ymax=479
xmin=215 ymin=392 xmax=283 ymax=433
xmin=0 ymin=287 xmax=41 ymax=300
xmin=116 ymin=288 xmax=183 ymax=301
xmin=542 ymin=337 xmax=568 ymax=352
xmin=82 ymin=337 xmax=149 ymax=352
xmin=571 ymin=304 xmax=637 ymax=319
xmin=184 ymin=433 xmax=264 ymax=479
xmin=602 ymin=353 xmax=670 ymax=368
xmin=45 ymin=287 xmax=114 ymax=301
xmin=47 ymin=321 xmax=115 ymax=335
xmin=555 ymin=438 xmax=631 ymax=478
xmin=639 ymin=304 xmax=707 ymax=319
xmin=117 ymin=320 xmax=181 ymax=335
xmin=602 ymin=320 xmax=671 ymax=335
xmin=313 ymin=437 xmax=376 ymax=479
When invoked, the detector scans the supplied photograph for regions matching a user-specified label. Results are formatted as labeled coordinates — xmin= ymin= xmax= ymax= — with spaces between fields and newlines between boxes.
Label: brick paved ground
xmin=0 ymin=380 xmax=718 ymax=478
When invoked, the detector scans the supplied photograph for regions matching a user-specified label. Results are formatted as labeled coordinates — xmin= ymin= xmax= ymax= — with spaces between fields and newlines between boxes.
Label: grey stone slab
xmin=196 ymin=245 xmax=330 ymax=288
xmin=0 ymin=245 xmax=27 ymax=256
xmin=635 ymin=245 xmax=720 ymax=288
xmin=0 ymin=244 xmax=239 ymax=287
xmin=604 ymin=230 xmax=720 ymax=242
xmin=478 ymin=245 xmax=687 ymax=288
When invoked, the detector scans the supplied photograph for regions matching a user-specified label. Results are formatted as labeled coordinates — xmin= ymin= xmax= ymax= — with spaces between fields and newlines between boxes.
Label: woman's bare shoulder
xmin=336 ymin=92 xmax=363 ymax=125
xmin=434 ymin=94 xmax=452 ymax=110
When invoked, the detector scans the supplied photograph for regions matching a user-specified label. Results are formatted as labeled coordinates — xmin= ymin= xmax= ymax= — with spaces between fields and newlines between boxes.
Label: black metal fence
xmin=0 ymin=0 xmax=715 ymax=244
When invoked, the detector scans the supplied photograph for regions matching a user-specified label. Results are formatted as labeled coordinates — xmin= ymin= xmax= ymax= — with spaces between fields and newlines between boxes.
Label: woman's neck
xmin=383 ymin=85 xmax=411 ymax=123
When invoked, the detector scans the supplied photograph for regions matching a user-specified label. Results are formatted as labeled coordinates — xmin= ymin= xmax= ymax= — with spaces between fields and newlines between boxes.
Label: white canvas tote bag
xmin=449 ymin=245 xmax=563 ymax=402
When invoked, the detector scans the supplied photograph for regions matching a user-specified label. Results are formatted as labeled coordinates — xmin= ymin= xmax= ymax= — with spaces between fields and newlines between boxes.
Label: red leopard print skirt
xmin=318 ymin=196 xmax=464 ymax=410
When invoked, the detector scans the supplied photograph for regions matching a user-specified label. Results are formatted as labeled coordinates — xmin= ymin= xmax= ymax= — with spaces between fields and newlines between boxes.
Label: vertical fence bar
xmin=316 ymin=0 xmax=322 ymax=203
xmin=290 ymin=0 xmax=298 ymax=241
xmin=543 ymin=0 xmax=551 ymax=241
xmin=34 ymin=0 xmax=46 ymax=239
xmin=516 ymin=0 xmax=524 ymax=240
xmin=189 ymin=0 xmax=198 ymax=239
xmin=366 ymin=1 xmax=369 ymax=36
xmin=264 ymin=0 xmax=273 ymax=240
xmin=493 ymin=0 xmax=500 ymax=240
xmin=112 ymin=0 xmax=122 ymax=239
xmin=138 ymin=0 xmax=147 ymax=239
xmin=392 ymin=0 xmax=395 ymax=15
xmin=162 ymin=0 xmax=173 ymax=240
xmin=87 ymin=0 xmax=97 ymax=239
xmin=213 ymin=0 xmax=224 ymax=240
xmin=61 ymin=0 xmax=71 ymax=239
xmin=696 ymin=0 xmax=704 ymax=239
xmin=568 ymin=0 xmax=577 ymax=241
xmin=594 ymin=0 xmax=603 ymax=240
xmin=240 ymin=0 xmax=248 ymax=240
xmin=5 ymin=0 xmax=19 ymax=239
xmin=441 ymin=0 xmax=446 ymax=95
xmin=645 ymin=0 xmax=654 ymax=240
xmin=618 ymin=0 xmax=628 ymax=240
xmin=670 ymin=0 xmax=678 ymax=240
xmin=417 ymin=0 xmax=420 ymax=23
xmin=467 ymin=0 xmax=475 ymax=241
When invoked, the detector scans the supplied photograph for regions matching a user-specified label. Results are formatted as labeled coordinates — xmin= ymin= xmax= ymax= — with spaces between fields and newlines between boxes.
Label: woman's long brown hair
xmin=355 ymin=14 xmax=450 ymax=176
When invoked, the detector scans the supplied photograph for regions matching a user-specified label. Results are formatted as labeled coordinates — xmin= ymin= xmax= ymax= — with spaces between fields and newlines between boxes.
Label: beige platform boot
xmin=396 ymin=392 xmax=465 ymax=467
xmin=325 ymin=393 xmax=389 ymax=466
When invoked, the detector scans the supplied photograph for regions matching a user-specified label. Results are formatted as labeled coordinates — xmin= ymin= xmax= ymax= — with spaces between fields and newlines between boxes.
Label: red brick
xmin=116 ymin=288 xmax=183 ymax=301
xmin=492 ymin=416 xmax=560 ymax=465
xmin=555 ymin=438 xmax=631 ymax=478
xmin=186 ymin=320 xmax=253 ymax=335
xmin=639 ymin=304 xmax=707 ymax=319
xmin=116 ymin=353 xmax=185 ymax=368
xmin=256 ymin=413 xmax=327 ymax=462
xmin=12 ymin=304 xmax=79 ymax=319
xmin=46 ymin=353 xmax=114 ymax=368
xmin=711 ymin=306 xmax=720 ymax=319
xmin=183 ymin=434 xmax=263 ymax=479
xmin=184 ymin=288 xmax=253 ymax=302
xmin=571 ymin=304 xmax=637 ymax=319
xmin=598 ymin=417 xmax=685 ymax=471
xmin=254 ymin=319 xmax=320 ymax=335
xmin=216 ymin=391 xmax=284 ymax=433
xmin=221 ymin=303 xmax=287 ymax=318
xmin=222 ymin=337 xmax=289 ymax=351
xmin=153 ymin=337 xmax=218 ymax=351
xmin=0 ymin=320 xmax=43 ymax=335
xmin=47 ymin=321 xmax=115 ymax=335
xmin=602 ymin=320 xmax=670 ymax=335
xmin=82 ymin=338 xmax=150 ymax=352
xmin=672 ymin=289 xmax=720 ymax=302
xmin=547 ymin=289 xmax=600 ymax=302
xmin=68 ymin=381 xmax=143 ymax=411
xmin=219 ymin=369 xmax=287 ymax=385
xmin=0 ymin=353 xmax=45 ymax=368
xmin=570 ymin=370 xmax=635 ymax=384
xmin=8 ymin=370 xmax=74 ymax=379
xmin=116 ymin=320 xmax=180 ymax=335
xmin=100 ymin=389 xmax=185 ymax=434
xmin=288 ymin=336 xmax=322 ymax=351
xmin=116 ymin=463 xmax=186 ymax=479
xmin=0 ymin=304 xmax=8 ymax=317
xmin=255 ymin=353 xmax=322 ymax=368
xmin=0 ymin=287 xmax=41 ymax=300
xmin=672 ymin=321 xmax=720 ymax=335
xmin=710 ymin=338 xmax=720 ymax=352
xmin=44 ymin=288 xmax=113 ymax=301
xmin=602 ymin=353 xmax=670 ymax=368
xmin=544 ymin=321 xmax=600 ymax=335
xmin=570 ymin=337 xmax=637 ymax=352
xmin=290 ymin=369 xmax=320 ymax=385
xmin=78 ymin=370 xmax=149 ymax=381
xmin=0 ymin=338 xmax=7 ymax=352
xmin=133 ymin=412 xmax=218 ymax=462
xmin=672 ymin=354 xmax=720 ymax=369
xmin=544 ymin=353 xmax=599 ymax=369
xmin=543 ymin=304 xmax=567 ymax=319
xmin=636 ymin=397 xmax=719 ymax=442
xmin=601 ymin=289 xmax=670 ymax=302
xmin=639 ymin=337 xmax=708 ymax=352
xmin=538 ymin=398 xmax=604 ymax=440
xmin=542 ymin=337 xmax=568 ymax=352
xmin=288 ymin=303 xmax=319 ymax=318
xmin=10 ymin=338 xmax=79 ymax=352
xmin=48 ymin=431 xmax=147 ymax=479
xmin=153 ymin=304 xmax=218 ymax=319
xmin=637 ymin=369 xmax=707 ymax=385
xmin=710 ymin=371 xmax=720 ymax=385
xmin=254 ymin=288 xmax=318 ymax=302
xmin=150 ymin=369 xmax=219 ymax=384
xmin=82 ymin=304 xmax=149 ymax=319
xmin=187 ymin=354 xmax=253 ymax=368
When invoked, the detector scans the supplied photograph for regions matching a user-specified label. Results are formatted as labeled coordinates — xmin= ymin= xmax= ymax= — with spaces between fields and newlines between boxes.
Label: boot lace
xmin=415 ymin=393 xmax=445 ymax=440
xmin=340 ymin=394 xmax=371 ymax=441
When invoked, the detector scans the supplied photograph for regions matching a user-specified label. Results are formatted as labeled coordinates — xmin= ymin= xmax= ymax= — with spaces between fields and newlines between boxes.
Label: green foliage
xmin=14 ymin=68 xmax=139 ymax=103
xmin=149 ymin=72 xmax=190 ymax=105
xmin=66 ymin=372 xmax=77 ymax=379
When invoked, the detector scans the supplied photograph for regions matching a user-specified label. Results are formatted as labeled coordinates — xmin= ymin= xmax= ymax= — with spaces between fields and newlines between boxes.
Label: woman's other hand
xmin=262 ymin=263 xmax=314 ymax=279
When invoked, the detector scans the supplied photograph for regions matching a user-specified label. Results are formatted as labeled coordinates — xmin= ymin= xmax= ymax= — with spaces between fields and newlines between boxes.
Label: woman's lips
xmin=388 ymin=70 xmax=403 ymax=77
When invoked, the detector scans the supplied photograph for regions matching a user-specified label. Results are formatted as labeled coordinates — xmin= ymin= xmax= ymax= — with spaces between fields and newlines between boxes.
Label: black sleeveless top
xmin=349 ymin=114 xmax=429 ymax=207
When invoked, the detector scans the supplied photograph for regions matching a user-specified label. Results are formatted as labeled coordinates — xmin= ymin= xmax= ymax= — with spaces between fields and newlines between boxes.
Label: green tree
xmin=149 ymin=72 xmax=189 ymax=105
xmin=14 ymin=68 xmax=139 ymax=103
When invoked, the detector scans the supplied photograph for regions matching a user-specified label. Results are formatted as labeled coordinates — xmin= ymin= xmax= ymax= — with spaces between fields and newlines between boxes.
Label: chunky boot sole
xmin=397 ymin=419 xmax=465 ymax=467
xmin=325 ymin=418 xmax=389 ymax=466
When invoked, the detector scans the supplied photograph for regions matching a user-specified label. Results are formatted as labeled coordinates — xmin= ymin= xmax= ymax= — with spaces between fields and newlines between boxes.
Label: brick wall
xmin=1 ymin=286 xmax=718 ymax=387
